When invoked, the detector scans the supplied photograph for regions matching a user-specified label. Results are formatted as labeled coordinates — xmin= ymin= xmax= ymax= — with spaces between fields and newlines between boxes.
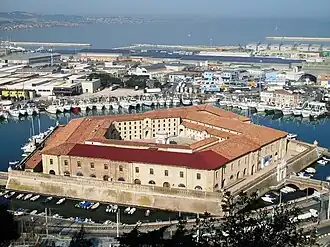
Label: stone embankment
xmin=6 ymin=170 xmax=222 ymax=215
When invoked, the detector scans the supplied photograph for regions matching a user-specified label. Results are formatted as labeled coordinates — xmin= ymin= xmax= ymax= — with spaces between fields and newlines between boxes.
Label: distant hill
xmin=0 ymin=11 xmax=84 ymax=22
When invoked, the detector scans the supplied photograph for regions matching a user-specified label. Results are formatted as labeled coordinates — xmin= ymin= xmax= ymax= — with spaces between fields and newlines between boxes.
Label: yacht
xmin=26 ymin=107 xmax=34 ymax=116
xmin=95 ymin=103 xmax=104 ymax=111
xmin=181 ymin=97 xmax=192 ymax=106
xmin=310 ymin=102 xmax=327 ymax=119
xmin=305 ymin=167 xmax=316 ymax=174
xmin=19 ymin=108 xmax=27 ymax=116
xmin=23 ymin=194 xmax=33 ymax=200
xmin=9 ymin=109 xmax=20 ymax=117
xmin=16 ymin=194 xmax=24 ymax=200
xmin=317 ymin=160 xmax=328 ymax=166
xmin=129 ymin=98 xmax=138 ymax=108
xmin=301 ymin=107 xmax=311 ymax=118
xmin=238 ymin=103 xmax=248 ymax=111
xmin=91 ymin=202 xmax=100 ymax=210
xmin=30 ymin=195 xmax=40 ymax=201
xmin=256 ymin=103 xmax=266 ymax=112
xmin=21 ymin=142 xmax=36 ymax=154
xmin=111 ymin=102 xmax=120 ymax=110
xmin=57 ymin=106 xmax=65 ymax=113
xmin=192 ymin=98 xmax=200 ymax=106
xmin=64 ymin=104 xmax=72 ymax=112
xmin=45 ymin=105 xmax=58 ymax=114
xmin=281 ymin=106 xmax=292 ymax=116
xmin=172 ymin=97 xmax=181 ymax=106
xmin=143 ymin=99 xmax=154 ymax=107
xmin=56 ymin=198 xmax=66 ymax=205
xmin=120 ymin=100 xmax=131 ymax=110
xmin=261 ymin=194 xmax=275 ymax=203
xmin=204 ymin=96 xmax=219 ymax=104
xmin=165 ymin=98 xmax=172 ymax=106
xmin=157 ymin=97 xmax=166 ymax=107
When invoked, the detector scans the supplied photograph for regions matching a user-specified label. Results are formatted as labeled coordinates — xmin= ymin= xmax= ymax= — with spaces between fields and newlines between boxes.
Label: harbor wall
xmin=6 ymin=171 xmax=222 ymax=215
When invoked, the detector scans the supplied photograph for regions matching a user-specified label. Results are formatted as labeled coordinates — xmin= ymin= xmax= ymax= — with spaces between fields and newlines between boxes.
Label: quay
xmin=1 ymin=41 xmax=92 ymax=47
xmin=266 ymin=36 xmax=330 ymax=42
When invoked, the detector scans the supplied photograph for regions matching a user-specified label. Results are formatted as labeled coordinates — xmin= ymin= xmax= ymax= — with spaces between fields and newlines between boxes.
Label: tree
xmin=0 ymin=198 xmax=20 ymax=246
xmin=69 ymin=226 xmax=93 ymax=247
xmin=118 ymin=191 xmax=318 ymax=247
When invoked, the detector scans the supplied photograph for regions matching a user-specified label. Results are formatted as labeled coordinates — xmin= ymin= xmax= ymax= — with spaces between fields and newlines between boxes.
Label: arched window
xmin=119 ymin=165 xmax=123 ymax=172
xmin=178 ymin=183 xmax=186 ymax=188
xmin=194 ymin=186 xmax=202 ymax=190
xmin=236 ymin=171 xmax=240 ymax=180
xmin=148 ymin=180 xmax=156 ymax=185
xmin=243 ymin=168 xmax=247 ymax=177
xmin=90 ymin=174 xmax=96 ymax=178
xmin=103 ymin=175 xmax=109 ymax=181
xmin=230 ymin=175 xmax=233 ymax=180
xmin=49 ymin=170 xmax=56 ymax=175
xmin=163 ymin=182 xmax=170 ymax=188
xmin=134 ymin=179 xmax=141 ymax=184
xmin=118 ymin=177 xmax=125 ymax=182
xmin=64 ymin=171 xmax=70 ymax=177
xmin=76 ymin=172 xmax=83 ymax=176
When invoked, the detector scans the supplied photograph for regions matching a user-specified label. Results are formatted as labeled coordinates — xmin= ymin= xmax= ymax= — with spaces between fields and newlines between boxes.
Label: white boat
xmin=9 ymin=109 xmax=20 ymax=117
xmin=26 ymin=108 xmax=34 ymax=116
xmin=56 ymin=198 xmax=66 ymax=205
xmin=9 ymin=161 xmax=19 ymax=166
xmin=143 ymin=100 xmax=153 ymax=107
xmin=261 ymin=194 xmax=274 ymax=203
xmin=21 ymin=143 xmax=36 ymax=153
xmin=64 ymin=105 xmax=72 ymax=111
xmin=57 ymin=106 xmax=65 ymax=113
xmin=301 ymin=108 xmax=311 ymax=118
xmin=305 ymin=167 xmax=316 ymax=173
xmin=239 ymin=103 xmax=248 ymax=111
xmin=91 ymin=202 xmax=100 ymax=210
xmin=30 ymin=210 xmax=38 ymax=215
xmin=181 ymin=98 xmax=192 ymax=106
xmin=281 ymin=106 xmax=292 ymax=116
xmin=19 ymin=109 xmax=27 ymax=116
xmin=16 ymin=194 xmax=24 ymax=199
xmin=317 ymin=160 xmax=328 ymax=166
xmin=287 ymin=133 xmax=297 ymax=139
xmin=120 ymin=101 xmax=131 ymax=110
xmin=172 ymin=97 xmax=180 ymax=106
xmin=4 ymin=191 xmax=15 ymax=198
xmin=30 ymin=195 xmax=40 ymax=201
xmin=128 ymin=207 xmax=136 ymax=215
xmin=45 ymin=105 xmax=58 ymax=114
xmin=145 ymin=209 xmax=151 ymax=217
xmin=0 ymin=190 xmax=9 ymax=196
xmin=95 ymin=103 xmax=104 ymax=111
xmin=165 ymin=98 xmax=172 ymax=106
xmin=256 ymin=103 xmax=266 ymax=112
xmin=43 ymin=196 xmax=53 ymax=203
xmin=129 ymin=99 xmax=138 ymax=108
xmin=124 ymin=207 xmax=131 ymax=213
xmin=111 ymin=102 xmax=120 ymax=110
xmin=323 ymin=157 xmax=330 ymax=162
xmin=204 ymin=96 xmax=218 ymax=104
xmin=23 ymin=194 xmax=33 ymax=200
xmin=192 ymin=98 xmax=200 ymax=106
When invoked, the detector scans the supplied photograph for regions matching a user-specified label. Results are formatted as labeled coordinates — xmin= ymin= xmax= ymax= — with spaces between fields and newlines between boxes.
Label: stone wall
xmin=6 ymin=171 xmax=222 ymax=215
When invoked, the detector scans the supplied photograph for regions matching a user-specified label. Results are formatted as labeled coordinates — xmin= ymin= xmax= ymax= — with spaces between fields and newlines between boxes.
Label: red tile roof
xmin=68 ymin=144 xmax=229 ymax=170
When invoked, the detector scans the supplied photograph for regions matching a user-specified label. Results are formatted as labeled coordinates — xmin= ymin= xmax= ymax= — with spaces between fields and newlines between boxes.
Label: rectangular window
xmin=197 ymin=173 xmax=201 ymax=180
xmin=165 ymin=170 xmax=168 ymax=176
xmin=216 ymin=171 xmax=218 ymax=178
xmin=104 ymin=164 xmax=108 ymax=170
xmin=90 ymin=163 xmax=94 ymax=169
xmin=119 ymin=165 xmax=123 ymax=172
xmin=135 ymin=167 xmax=139 ymax=173
xmin=150 ymin=168 xmax=154 ymax=175
xmin=77 ymin=161 xmax=81 ymax=168
xmin=180 ymin=171 xmax=184 ymax=178
xmin=50 ymin=159 xmax=53 ymax=165
xmin=64 ymin=160 xmax=68 ymax=166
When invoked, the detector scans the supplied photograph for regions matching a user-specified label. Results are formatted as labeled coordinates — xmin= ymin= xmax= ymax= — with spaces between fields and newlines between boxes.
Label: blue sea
xmin=1 ymin=17 xmax=330 ymax=48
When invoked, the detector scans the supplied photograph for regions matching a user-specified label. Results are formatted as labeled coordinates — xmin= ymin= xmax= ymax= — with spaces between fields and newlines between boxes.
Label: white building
xmin=246 ymin=43 xmax=258 ymax=51
xmin=297 ymin=44 xmax=310 ymax=52
xmin=80 ymin=78 xmax=102 ymax=93
xmin=280 ymin=44 xmax=294 ymax=52
xmin=269 ymin=44 xmax=281 ymax=51
xmin=258 ymin=44 xmax=269 ymax=51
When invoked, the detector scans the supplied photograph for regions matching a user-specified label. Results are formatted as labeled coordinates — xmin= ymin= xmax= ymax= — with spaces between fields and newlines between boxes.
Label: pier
xmin=0 ymin=41 xmax=91 ymax=47
xmin=266 ymin=36 xmax=330 ymax=42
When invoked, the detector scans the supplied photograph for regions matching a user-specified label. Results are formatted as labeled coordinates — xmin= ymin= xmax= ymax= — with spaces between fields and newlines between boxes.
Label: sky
xmin=1 ymin=0 xmax=330 ymax=18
